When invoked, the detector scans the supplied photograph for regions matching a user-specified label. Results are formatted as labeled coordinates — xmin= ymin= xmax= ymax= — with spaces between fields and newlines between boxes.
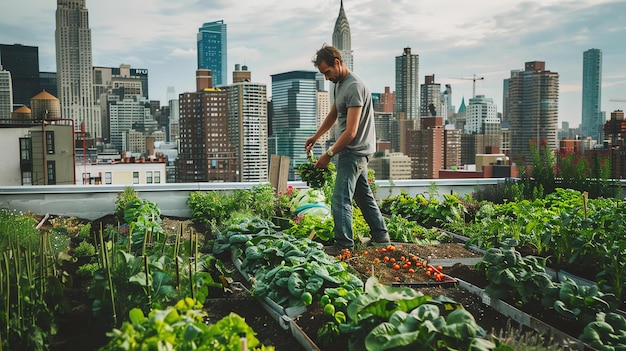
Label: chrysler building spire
xmin=332 ymin=0 xmax=353 ymax=71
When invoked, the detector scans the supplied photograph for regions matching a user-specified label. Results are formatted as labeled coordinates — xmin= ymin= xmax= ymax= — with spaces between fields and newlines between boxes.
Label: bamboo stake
xmin=175 ymin=223 xmax=182 ymax=298
xmin=189 ymin=230 xmax=195 ymax=299
xmin=583 ymin=191 xmax=589 ymax=219
xmin=100 ymin=227 xmax=117 ymax=325
xmin=40 ymin=232 xmax=45 ymax=298
xmin=45 ymin=231 xmax=57 ymax=277
xmin=173 ymin=224 xmax=182 ymax=258
xmin=175 ymin=257 xmax=181 ymax=299
xmin=3 ymin=252 xmax=9 ymax=346
xmin=14 ymin=240 xmax=22 ymax=331
xmin=25 ymin=241 xmax=34 ymax=328
xmin=144 ymin=254 xmax=151 ymax=311
xmin=194 ymin=230 xmax=198 ymax=274
xmin=142 ymin=227 xmax=149 ymax=257
xmin=127 ymin=223 xmax=132 ymax=253
xmin=189 ymin=258 xmax=194 ymax=300
xmin=160 ymin=228 xmax=167 ymax=257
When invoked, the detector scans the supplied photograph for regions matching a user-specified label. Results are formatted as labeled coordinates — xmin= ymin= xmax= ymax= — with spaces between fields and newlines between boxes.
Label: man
xmin=305 ymin=45 xmax=390 ymax=255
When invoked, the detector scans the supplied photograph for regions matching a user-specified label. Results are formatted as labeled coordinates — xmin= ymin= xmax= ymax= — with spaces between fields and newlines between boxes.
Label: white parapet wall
xmin=0 ymin=178 xmax=513 ymax=220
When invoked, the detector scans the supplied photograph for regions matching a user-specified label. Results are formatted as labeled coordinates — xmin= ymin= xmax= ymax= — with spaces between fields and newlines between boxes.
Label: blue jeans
xmin=332 ymin=151 xmax=390 ymax=248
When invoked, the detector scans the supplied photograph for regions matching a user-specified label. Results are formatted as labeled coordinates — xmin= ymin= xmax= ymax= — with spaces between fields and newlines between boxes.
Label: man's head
xmin=312 ymin=45 xmax=345 ymax=83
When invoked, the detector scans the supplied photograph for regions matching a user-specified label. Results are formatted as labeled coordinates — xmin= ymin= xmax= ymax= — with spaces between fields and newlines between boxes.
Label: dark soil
xmin=340 ymin=243 xmax=482 ymax=285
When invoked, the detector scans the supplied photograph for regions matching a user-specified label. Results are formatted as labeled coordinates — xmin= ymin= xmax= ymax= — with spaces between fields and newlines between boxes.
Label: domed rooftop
xmin=31 ymin=90 xmax=58 ymax=101
xmin=14 ymin=105 xmax=32 ymax=113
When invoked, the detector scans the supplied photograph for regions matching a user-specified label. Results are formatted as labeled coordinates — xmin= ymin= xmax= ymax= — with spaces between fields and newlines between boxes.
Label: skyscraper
xmin=55 ymin=0 xmax=97 ymax=138
xmin=0 ymin=44 xmax=40 ymax=107
xmin=465 ymin=95 xmax=498 ymax=134
xmin=420 ymin=74 xmax=442 ymax=118
xmin=395 ymin=47 xmax=419 ymax=121
xmin=197 ymin=20 xmax=227 ymax=87
xmin=271 ymin=70 xmax=321 ymax=180
xmin=582 ymin=48 xmax=603 ymax=142
xmin=508 ymin=61 xmax=559 ymax=164
xmin=332 ymin=0 xmax=353 ymax=71
xmin=222 ymin=74 xmax=269 ymax=183
xmin=177 ymin=69 xmax=237 ymax=182
xmin=0 ymin=66 xmax=12 ymax=119
xmin=395 ymin=47 xmax=419 ymax=154
xmin=408 ymin=117 xmax=444 ymax=179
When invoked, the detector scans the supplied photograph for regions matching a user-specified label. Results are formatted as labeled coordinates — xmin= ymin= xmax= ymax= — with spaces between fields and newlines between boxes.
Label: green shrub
xmin=0 ymin=209 xmax=40 ymax=250
xmin=115 ymin=186 xmax=139 ymax=220
xmin=74 ymin=241 xmax=96 ymax=257
xmin=76 ymin=262 xmax=99 ymax=278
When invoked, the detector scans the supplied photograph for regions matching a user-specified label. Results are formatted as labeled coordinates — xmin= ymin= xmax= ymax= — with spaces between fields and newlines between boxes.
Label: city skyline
xmin=1 ymin=0 xmax=625 ymax=127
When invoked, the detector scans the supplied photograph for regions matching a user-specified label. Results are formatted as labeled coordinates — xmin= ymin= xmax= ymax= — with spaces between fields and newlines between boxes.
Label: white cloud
xmin=170 ymin=48 xmax=196 ymax=58
xmin=1 ymin=0 xmax=624 ymax=126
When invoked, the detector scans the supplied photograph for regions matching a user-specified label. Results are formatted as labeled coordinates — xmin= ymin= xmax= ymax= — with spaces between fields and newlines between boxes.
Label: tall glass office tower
xmin=56 ymin=0 xmax=97 ymax=137
xmin=508 ymin=61 xmax=559 ymax=164
xmin=581 ymin=48 xmax=603 ymax=142
xmin=0 ymin=44 xmax=40 ymax=107
xmin=271 ymin=71 xmax=320 ymax=180
xmin=197 ymin=20 xmax=227 ymax=87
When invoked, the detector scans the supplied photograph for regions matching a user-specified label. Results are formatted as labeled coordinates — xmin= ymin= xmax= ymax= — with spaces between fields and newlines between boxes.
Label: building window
xmin=105 ymin=172 xmax=112 ymax=184
xmin=133 ymin=171 xmax=139 ymax=184
xmin=47 ymin=161 xmax=56 ymax=185
xmin=154 ymin=171 xmax=161 ymax=184
xmin=19 ymin=138 xmax=31 ymax=161
xmin=146 ymin=171 xmax=153 ymax=184
xmin=46 ymin=131 xmax=55 ymax=154
xmin=21 ymin=171 xmax=32 ymax=185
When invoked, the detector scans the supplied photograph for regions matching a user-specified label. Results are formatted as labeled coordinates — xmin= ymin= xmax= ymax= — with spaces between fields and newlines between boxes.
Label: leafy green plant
xmin=122 ymin=198 xmax=164 ymax=254
xmin=115 ymin=187 xmax=140 ymax=221
xmin=541 ymin=277 xmax=619 ymax=325
xmin=248 ymin=183 xmax=277 ymax=220
xmin=285 ymin=214 xmax=334 ymax=242
xmin=476 ymin=247 xmax=554 ymax=306
xmin=0 ymin=211 xmax=63 ymax=351
xmin=188 ymin=190 xmax=239 ymax=227
xmin=101 ymin=298 xmax=275 ymax=350
xmin=73 ymin=241 xmax=96 ymax=257
xmin=297 ymin=152 xmax=335 ymax=190
xmin=513 ymin=140 xmax=616 ymax=200
xmin=0 ymin=209 xmax=40 ymax=250
xmin=275 ymin=185 xmax=299 ymax=218
xmin=579 ymin=312 xmax=626 ymax=351
xmin=384 ymin=215 xmax=449 ymax=244
xmin=381 ymin=191 xmax=467 ymax=229
xmin=76 ymin=262 xmax=99 ymax=278
xmin=336 ymin=277 xmax=496 ymax=351
xmin=77 ymin=222 xmax=92 ymax=241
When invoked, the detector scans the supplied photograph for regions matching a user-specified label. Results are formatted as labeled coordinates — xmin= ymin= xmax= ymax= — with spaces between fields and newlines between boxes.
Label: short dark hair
xmin=312 ymin=45 xmax=342 ymax=68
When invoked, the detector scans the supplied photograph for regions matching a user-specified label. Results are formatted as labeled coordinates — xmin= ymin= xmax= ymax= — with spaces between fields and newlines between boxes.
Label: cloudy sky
xmin=2 ymin=0 xmax=625 ymax=127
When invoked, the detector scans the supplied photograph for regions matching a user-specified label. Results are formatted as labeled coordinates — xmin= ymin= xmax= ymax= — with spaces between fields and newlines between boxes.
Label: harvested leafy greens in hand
xmin=297 ymin=153 xmax=335 ymax=189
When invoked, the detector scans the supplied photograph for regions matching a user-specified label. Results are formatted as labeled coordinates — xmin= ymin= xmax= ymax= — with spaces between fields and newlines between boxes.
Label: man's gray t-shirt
xmin=334 ymin=72 xmax=377 ymax=156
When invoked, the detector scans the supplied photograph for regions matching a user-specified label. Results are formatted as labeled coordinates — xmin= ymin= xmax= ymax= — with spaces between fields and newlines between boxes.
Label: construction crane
xmin=451 ymin=74 xmax=484 ymax=99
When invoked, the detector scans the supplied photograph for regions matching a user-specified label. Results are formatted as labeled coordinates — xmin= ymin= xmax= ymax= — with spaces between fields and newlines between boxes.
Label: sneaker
xmin=362 ymin=237 xmax=391 ymax=247
xmin=323 ymin=245 xmax=351 ymax=256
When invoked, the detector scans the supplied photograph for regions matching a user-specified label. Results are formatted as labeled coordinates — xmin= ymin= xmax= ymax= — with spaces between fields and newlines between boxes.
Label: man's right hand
xmin=304 ymin=136 xmax=317 ymax=153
